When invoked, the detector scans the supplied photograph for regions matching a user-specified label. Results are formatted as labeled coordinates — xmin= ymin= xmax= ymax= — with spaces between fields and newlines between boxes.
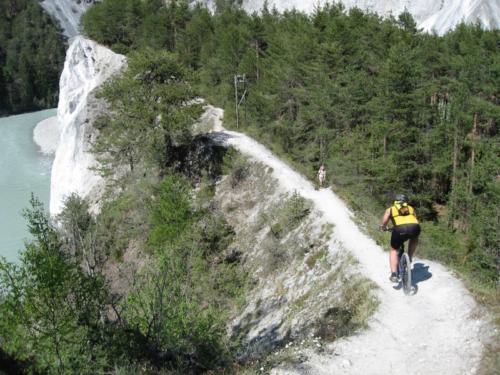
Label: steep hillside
xmin=209 ymin=136 xmax=378 ymax=356
xmin=202 ymin=105 xmax=492 ymax=374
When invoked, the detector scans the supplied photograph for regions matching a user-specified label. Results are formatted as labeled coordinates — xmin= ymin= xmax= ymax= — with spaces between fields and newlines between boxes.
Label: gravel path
xmin=204 ymin=105 xmax=492 ymax=375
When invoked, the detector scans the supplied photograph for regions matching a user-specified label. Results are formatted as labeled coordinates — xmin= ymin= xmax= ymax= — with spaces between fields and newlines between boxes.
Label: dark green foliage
xmin=121 ymin=174 xmax=243 ymax=371
xmin=81 ymin=0 xmax=143 ymax=52
xmin=148 ymin=176 xmax=193 ymax=248
xmin=82 ymin=0 xmax=193 ymax=54
xmin=1 ymin=177 xmax=244 ymax=372
xmin=93 ymin=189 xmax=149 ymax=261
xmin=0 ymin=0 xmax=66 ymax=115
xmin=92 ymin=48 xmax=202 ymax=174
xmin=0 ymin=196 xmax=109 ymax=373
xmin=57 ymin=194 xmax=92 ymax=257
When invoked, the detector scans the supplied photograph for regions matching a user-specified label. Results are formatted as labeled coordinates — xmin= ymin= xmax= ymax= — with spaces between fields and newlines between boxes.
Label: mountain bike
xmin=397 ymin=244 xmax=413 ymax=295
xmin=383 ymin=228 xmax=414 ymax=295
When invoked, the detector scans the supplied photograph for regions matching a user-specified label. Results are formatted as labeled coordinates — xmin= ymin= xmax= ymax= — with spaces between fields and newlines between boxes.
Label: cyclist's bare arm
xmin=379 ymin=208 xmax=391 ymax=230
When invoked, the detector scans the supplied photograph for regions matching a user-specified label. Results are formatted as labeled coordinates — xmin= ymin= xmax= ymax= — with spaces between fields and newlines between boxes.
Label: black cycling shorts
xmin=391 ymin=223 xmax=421 ymax=249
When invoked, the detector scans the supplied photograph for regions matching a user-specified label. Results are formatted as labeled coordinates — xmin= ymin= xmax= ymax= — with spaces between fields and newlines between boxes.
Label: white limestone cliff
xmin=40 ymin=0 xmax=95 ymax=39
xmin=50 ymin=36 xmax=126 ymax=216
xmin=194 ymin=0 xmax=500 ymax=35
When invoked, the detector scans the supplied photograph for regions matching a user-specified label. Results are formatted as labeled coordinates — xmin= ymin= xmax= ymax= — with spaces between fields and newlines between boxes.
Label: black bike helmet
xmin=395 ymin=193 xmax=409 ymax=203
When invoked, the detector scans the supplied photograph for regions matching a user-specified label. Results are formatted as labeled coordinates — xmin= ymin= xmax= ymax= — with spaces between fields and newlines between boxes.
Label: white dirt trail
xmin=204 ymin=105 xmax=492 ymax=375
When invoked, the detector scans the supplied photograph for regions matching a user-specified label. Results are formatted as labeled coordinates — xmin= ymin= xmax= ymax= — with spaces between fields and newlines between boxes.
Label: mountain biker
xmin=379 ymin=194 xmax=421 ymax=282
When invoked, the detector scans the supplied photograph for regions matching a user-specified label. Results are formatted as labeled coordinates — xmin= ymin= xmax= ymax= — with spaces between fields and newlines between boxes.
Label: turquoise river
xmin=0 ymin=109 xmax=55 ymax=262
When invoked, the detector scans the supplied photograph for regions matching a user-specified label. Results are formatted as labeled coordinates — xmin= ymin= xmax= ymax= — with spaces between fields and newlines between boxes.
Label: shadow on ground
xmin=412 ymin=263 xmax=432 ymax=285
xmin=392 ymin=263 xmax=432 ymax=295
xmin=207 ymin=131 xmax=234 ymax=145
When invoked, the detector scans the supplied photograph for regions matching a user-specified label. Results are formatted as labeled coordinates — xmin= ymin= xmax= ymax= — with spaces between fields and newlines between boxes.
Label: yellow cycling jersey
xmin=390 ymin=203 xmax=419 ymax=226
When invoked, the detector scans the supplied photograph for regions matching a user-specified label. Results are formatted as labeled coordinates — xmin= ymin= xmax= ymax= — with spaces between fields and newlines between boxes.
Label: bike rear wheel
xmin=400 ymin=253 xmax=412 ymax=295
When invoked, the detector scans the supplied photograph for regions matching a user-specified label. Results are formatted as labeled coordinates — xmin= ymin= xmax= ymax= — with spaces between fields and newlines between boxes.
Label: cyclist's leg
xmin=390 ymin=246 xmax=399 ymax=274
xmin=407 ymin=224 xmax=421 ymax=262
xmin=390 ymin=229 xmax=403 ymax=276
xmin=408 ymin=237 xmax=418 ymax=262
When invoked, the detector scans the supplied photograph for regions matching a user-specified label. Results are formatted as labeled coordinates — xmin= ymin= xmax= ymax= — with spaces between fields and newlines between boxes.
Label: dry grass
xmin=305 ymin=247 xmax=328 ymax=269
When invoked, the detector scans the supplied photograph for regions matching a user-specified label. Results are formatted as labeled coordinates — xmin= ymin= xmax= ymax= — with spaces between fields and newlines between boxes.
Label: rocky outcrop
xmin=50 ymin=36 xmax=126 ymax=216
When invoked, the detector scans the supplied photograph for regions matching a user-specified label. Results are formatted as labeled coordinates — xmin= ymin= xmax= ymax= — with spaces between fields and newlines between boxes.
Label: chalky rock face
xmin=50 ymin=36 xmax=126 ymax=216
xmin=193 ymin=0 xmax=500 ymax=35
xmin=40 ymin=0 xmax=95 ymax=38
xmin=418 ymin=0 xmax=500 ymax=34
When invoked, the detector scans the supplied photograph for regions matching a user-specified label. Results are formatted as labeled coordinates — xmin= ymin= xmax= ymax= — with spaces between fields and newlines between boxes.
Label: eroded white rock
xmin=40 ymin=0 xmax=95 ymax=39
xmin=50 ymin=36 xmax=126 ymax=216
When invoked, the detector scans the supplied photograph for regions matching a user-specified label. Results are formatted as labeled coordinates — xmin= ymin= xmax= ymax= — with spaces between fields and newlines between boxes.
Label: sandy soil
xmin=203 ymin=105 xmax=493 ymax=375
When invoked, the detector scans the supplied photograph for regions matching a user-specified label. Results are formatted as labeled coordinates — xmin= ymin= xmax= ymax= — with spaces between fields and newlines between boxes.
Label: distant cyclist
xmin=379 ymin=194 xmax=421 ymax=282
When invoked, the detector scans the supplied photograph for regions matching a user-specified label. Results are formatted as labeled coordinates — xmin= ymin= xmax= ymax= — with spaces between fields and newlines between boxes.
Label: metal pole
xmin=234 ymin=75 xmax=239 ymax=128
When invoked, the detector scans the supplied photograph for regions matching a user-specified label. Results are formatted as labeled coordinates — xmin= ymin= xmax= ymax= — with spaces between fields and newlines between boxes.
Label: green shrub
xmin=268 ymin=193 xmax=312 ymax=241
xmin=270 ymin=221 xmax=285 ymax=239
xmin=284 ymin=192 xmax=311 ymax=227
xmin=0 ymin=197 xmax=110 ymax=374
xmin=119 ymin=174 xmax=245 ymax=371
xmin=147 ymin=175 xmax=193 ymax=250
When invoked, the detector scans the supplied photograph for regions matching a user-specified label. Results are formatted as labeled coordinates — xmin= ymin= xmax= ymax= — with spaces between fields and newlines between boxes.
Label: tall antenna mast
xmin=234 ymin=74 xmax=247 ymax=128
